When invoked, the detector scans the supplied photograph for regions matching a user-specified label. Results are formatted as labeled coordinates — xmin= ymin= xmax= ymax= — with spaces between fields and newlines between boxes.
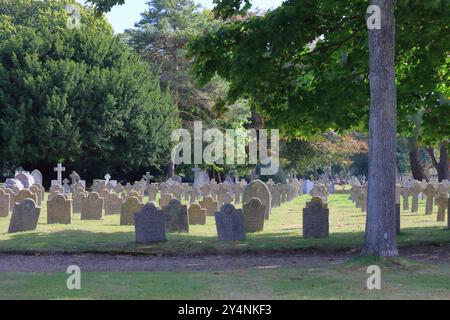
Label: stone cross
xmin=104 ymin=173 xmax=111 ymax=183
xmin=142 ymin=172 xmax=154 ymax=186
xmin=53 ymin=163 xmax=65 ymax=185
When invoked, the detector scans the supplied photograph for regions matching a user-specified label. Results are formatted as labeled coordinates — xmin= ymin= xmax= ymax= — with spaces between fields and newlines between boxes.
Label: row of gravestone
xmin=350 ymin=179 xmax=450 ymax=222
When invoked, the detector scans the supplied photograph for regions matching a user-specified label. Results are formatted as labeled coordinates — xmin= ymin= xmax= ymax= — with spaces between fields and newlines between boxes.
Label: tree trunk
xmin=427 ymin=142 xmax=449 ymax=182
xmin=408 ymin=136 xmax=427 ymax=181
xmin=362 ymin=0 xmax=399 ymax=257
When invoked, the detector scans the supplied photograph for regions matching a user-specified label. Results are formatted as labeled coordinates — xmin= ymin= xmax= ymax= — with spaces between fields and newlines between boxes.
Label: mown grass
xmin=0 ymin=193 xmax=448 ymax=255
xmin=0 ymin=257 xmax=449 ymax=300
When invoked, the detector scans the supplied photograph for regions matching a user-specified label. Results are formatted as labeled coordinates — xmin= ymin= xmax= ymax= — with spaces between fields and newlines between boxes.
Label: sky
xmin=91 ymin=0 xmax=284 ymax=33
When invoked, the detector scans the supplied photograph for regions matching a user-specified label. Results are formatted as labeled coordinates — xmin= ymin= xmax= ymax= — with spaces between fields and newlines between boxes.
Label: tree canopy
xmin=188 ymin=0 xmax=449 ymax=144
xmin=0 ymin=0 xmax=179 ymax=182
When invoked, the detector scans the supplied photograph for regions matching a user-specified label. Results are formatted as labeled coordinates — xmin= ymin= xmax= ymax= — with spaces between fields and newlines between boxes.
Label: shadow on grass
xmin=0 ymin=226 xmax=447 ymax=256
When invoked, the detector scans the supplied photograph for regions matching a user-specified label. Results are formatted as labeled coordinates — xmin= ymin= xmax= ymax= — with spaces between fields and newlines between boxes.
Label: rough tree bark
xmin=427 ymin=142 xmax=449 ymax=182
xmin=363 ymin=0 xmax=399 ymax=257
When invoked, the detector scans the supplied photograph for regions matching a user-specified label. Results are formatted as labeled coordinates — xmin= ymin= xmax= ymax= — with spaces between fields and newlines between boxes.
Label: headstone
xmin=53 ymin=163 xmax=65 ymax=185
xmin=302 ymin=197 xmax=329 ymax=238
xmin=188 ymin=204 xmax=206 ymax=225
xmin=120 ymin=196 xmax=144 ymax=226
xmin=159 ymin=193 xmax=174 ymax=208
xmin=193 ymin=167 xmax=210 ymax=189
xmin=70 ymin=171 xmax=81 ymax=184
xmin=31 ymin=169 xmax=43 ymax=186
xmin=5 ymin=178 xmax=24 ymax=191
xmin=81 ymin=192 xmax=104 ymax=220
xmin=243 ymin=198 xmax=266 ymax=233
xmin=0 ymin=188 xmax=11 ymax=217
xmin=242 ymin=180 xmax=271 ymax=220
xmin=47 ymin=193 xmax=72 ymax=224
xmin=199 ymin=195 xmax=219 ymax=216
xmin=29 ymin=185 xmax=43 ymax=206
xmin=73 ymin=191 xmax=87 ymax=214
xmin=134 ymin=203 xmax=166 ymax=243
xmin=15 ymin=189 xmax=37 ymax=205
xmin=105 ymin=193 xmax=123 ymax=215
xmin=215 ymin=204 xmax=246 ymax=241
xmin=62 ymin=178 xmax=71 ymax=194
xmin=15 ymin=172 xmax=35 ymax=189
xmin=424 ymin=183 xmax=437 ymax=215
xmin=8 ymin=199 xmax=41 ymax=233
xmin=164 ymin=199 xmax=189 ymax=233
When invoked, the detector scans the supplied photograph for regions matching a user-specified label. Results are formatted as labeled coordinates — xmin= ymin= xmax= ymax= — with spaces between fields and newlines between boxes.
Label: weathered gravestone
xmin=15 ymin=172 xmax=35 ymax=189
xmin=105 ymin=193 xmax=123 ymax=215
xmin=243 ymin=198 xmax=266 ymax=233
xmin=199 ymin=195 xmax=219 ymax=216
xmin=47 ymin=194 xmax=72 ymax=224
xmin=215 ymin=204 xmax=245 ymax=241
xmin=424 ymin=183 xmax=437 ymax=215
xmin=73 ymin=191 xmax=87 ymax=214
xmin=29 ymin=185 xmax=42 ymax=206
xmin=0 ymin=188 xmax=11 ymax=217
xmin=81 ymin=192 xmax=104 ymax=220
xmin=302 ymin=197 xmax=329 ymax=238
xmin=188 ymin=204 xmax=206 ymax=225
xmin=164 ymin=199 xmax=189 ymax=233
xmin=8 ymin=199 xmax=41 ymax=234
xmin=134 ymin=203 xmax=166 ymax=243
xmin=15 ymin=189 xmax=37 ymax=205
xmin=31 ymin=169 xmax=43 ymax=186
xmin=159 ymin=193 xmax=174 ymax=208
xmin=242 ymin=180 xmax=271 ymax=220
xmin=120 ymin=196 xmax=144 ymax=226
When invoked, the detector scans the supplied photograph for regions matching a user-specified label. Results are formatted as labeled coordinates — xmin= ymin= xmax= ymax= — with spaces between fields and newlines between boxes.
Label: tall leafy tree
xmin=0 ymin=0 xmax=179 ymax=182
xmin=187 ymin=0 xmax=448 ymax=256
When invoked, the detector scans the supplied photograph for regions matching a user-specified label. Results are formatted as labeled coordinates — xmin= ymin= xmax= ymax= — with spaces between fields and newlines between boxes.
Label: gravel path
xmin=0 ymin=245 xmax=448 ymax=272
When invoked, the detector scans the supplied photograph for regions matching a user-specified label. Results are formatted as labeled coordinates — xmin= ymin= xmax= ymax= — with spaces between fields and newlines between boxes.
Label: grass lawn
xmin=0 ymin=192 xmax=449 ymax=300
xmin=1 ymin=257 xmax=449 ymax=300
xmin=0 ymin=193 xmax=448 ymax=255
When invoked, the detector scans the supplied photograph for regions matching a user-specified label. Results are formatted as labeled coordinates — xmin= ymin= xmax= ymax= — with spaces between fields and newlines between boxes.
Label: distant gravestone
xmin=147 ymin=184 xmax=158 ymax=201
xmin=159 ymin=193 xmax=174 ymax=208
xmin=31 ymin=169 xmax=43 ymax=186
xmin=302 ymin=197 xmax=329 ymax=238
xmin=0 ymin=188 xmax=11 ymax=217
xmin=47 ymin=194 xmax=72 ymax=225
xmin=15 ymin=172 xmax=35 ymax=189
xmin=8 ymin=199 xmax=41 ymax=234
xmin=29 ymin=185 xmax=43 ymax=206
xmin=134 ymin=203 xmax=166 ymax=243
xmin=105 ymin=193 xmax=123 ymax=215
xmin=15 ymin=189 xmax=37 ymax=205
xmin=120 ymin=196 xmax=144 ymax=226
xmin=215 ymin=204 xmax=245 ymax=241
xmin=188 ymin=204 xmax=206 ymax=225
xmin=73 ymin=191 xmax=87 ymax=214
xmin=5 ymin=178 xmax=24 ymax=191
xmin=81 ymin=192 xmax=104 ymax=220
xmin=164 ymin=199 xmax=189 ymax=233
xmin=242 ymin=180 xmax=271 ymax=220
xmin=199 ymin=195 xmax=218 ymax=216
xmin=243 ymin=198 xmax=266 ymax=233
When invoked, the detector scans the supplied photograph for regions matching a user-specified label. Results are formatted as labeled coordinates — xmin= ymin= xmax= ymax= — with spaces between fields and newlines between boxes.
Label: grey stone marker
xmin=243 ymin=197 xmax=266 ymax=233
xmin=8 ymin=199 xmax=41 ymax=234
xmin=47 ymin=193 xmax=72 ymax=225
xmin=215 ymin=204 xmax=246 ymax=241
xmin=302 ymin=197 xmax=329 ymax=238
xmin=0 ymin=188 xmax=11 ymax=217
xmin=134 ymin=203 xmax=166 ymax=243
xmin=81 ymin=192 xmax=104 ymax=220
xmin=164 ymin=199 xmax=189 ymax=233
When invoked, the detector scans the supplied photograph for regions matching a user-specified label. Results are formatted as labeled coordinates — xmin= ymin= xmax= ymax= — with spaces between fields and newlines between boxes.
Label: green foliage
xmin=0 ymin=0 xmax=179 ymax=180
xmin=188 ymin=0 xmax=449 ymax=143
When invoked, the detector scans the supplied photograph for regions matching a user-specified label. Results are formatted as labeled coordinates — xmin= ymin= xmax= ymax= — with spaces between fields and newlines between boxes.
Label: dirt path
xmin=0 ymin=245 xmax=448 ymax=272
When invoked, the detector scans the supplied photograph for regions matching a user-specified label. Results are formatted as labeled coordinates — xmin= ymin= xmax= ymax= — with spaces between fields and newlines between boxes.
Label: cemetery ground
xmin=0 ymin=193 xmax=449 ymax=299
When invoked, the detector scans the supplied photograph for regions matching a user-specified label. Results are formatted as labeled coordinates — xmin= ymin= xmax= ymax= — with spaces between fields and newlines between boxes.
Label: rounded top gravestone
xmin=242 ymin=180 xmax=271 ymax=220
